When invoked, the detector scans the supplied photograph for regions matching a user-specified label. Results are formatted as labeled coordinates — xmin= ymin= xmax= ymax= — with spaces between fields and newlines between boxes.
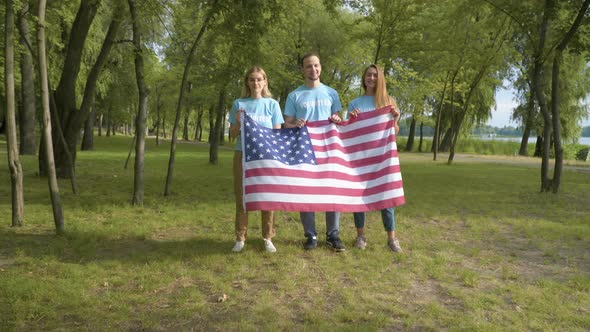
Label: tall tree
xmin=81 ymin=101 xmax=96 ymax=150
xmin=5 ymin=0 xmax=24 ymax=227
xmin=128 ymin=0 xmax=149 ymax=206
xmin=164 ymin=0 xmax=218 ymax=196
xmin=38 ymin=0 xmax=65 ymax=234
xmin=546 ymin=0 xmax=590 ymax=192
xmin=45 ymin=0 xmax=101 ymax=178
xmin=79 ymin=5 xmax=124 ymax=151
xmin=17 ymin=2 xmax=37 ymax=155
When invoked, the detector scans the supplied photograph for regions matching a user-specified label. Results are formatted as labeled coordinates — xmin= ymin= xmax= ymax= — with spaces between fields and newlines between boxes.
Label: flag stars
xmin=243 ymin=114 xmax=317 ymax=165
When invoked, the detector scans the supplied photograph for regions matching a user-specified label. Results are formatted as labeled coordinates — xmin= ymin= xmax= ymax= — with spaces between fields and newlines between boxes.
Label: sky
xmin=488 ymin=86 xmax=590 ymax=128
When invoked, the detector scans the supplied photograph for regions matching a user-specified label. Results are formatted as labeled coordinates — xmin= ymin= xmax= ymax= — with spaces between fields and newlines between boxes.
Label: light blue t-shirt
xmin=284 ymin=83 xmax=342 ymax=122
xmin=229 ymin=97 xmax=284 ymax=151
xmin=345 ymin=95 xmax=375 ymax=119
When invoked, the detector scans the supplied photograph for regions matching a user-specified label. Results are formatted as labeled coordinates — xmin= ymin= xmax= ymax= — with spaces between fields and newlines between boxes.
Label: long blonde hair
xmin=362 ymin=64 xmax=397 ymax=110
xmin=241 ymin=66 xmax=272 ymax=98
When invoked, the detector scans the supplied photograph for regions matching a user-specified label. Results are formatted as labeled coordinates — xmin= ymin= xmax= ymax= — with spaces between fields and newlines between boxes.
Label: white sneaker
xmin=232 ymin=241 xmax=245 ymax=252
xmin=263 ymin=239 xmax=276 ymax=253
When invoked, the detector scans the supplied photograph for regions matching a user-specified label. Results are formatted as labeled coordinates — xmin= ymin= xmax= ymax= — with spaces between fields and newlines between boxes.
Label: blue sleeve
xmin=284 ymin=93 xmax=296 ymax=117
xmin=330 ymin=89 xmax=342 ymax=114
xmin=347 ymin=99 xmax=357 ymax=112
xmin=228 ymin=99 xmax=239 ymax=125
xmin=271 ymin=100 xmax=284 ymax=125
xmin=344 ymin=100 xmax=355 ymax=120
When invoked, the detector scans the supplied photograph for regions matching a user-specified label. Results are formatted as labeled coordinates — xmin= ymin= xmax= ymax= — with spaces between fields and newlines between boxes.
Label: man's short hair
xmin=300 ymin=52 xmax=320 ymax=67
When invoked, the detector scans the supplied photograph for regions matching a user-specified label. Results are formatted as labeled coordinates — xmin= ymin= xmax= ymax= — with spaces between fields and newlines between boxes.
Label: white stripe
xmin=244 ymin=188 xmax=405 ymax=205
xmin=314 ymin=141 xmax=399 ymax=161
xmin=245 ymin=157 xmax=401 ymax=175
xmin=244 ymin=172 xmax=403 ymax=189
xmin=310 ymin=128 xmax=393 ymax=150
xmin=307 ymin=113 xmax=392 ymax=135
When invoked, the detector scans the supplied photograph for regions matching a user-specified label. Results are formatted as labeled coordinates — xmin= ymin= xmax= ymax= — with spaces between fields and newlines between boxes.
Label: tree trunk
xmin=533 ymin=0 xmax=552 ymax=192
xmin=519 ymin=81 xmax=535 ymax=156
xmin=209 ymin=88 xmax=226 ymax=165
xmin=162 ymin=112 xmax=166 ymax=138
xmin=106 ymin=105 xmax=112 ymax=136
xmin=550 ymin=53 xmax=563 ymax=193
xmin=219 ymin=107 xmax=226 ymax=145
xmin=438 ymin=127 xmax=453 ymax=152
xmin=418 ymin=121 xmax=424 ymax=152
xmin=78 ymin=13 xmax=121 ymax=152
xmin=433 ymin=72 xmax=450 ymax=161
xmin=5 ymin=0 xmax=24 ymax=226
xmin=519 ymin=124 xmax=532 ymax=156
xmin=208 ymin=105 xmax=215 ymax=143
xmin=17 ymin=2 xmax=37 ymax=155
xmin=164 ymin=3 xmax=217 ymax=196
xmin=406 ymin=116 xmax=416 ymax=152
xmin=128 ymin=0 xmax=149 ymax=206
xmin=97 ymin=111 xmax=103 ymax=136
xmin=38 ymin=0 xmax=64 ymax=234
xmin=195 ymin=107 xmax=203 ymax=141
xmin=182 ymin=111 xmax=189 ymax=141
xmin=547 ymin=0 xmax=589 ymax=193
xmin=533 ymin=136 xmax=543 ymax=157
xmin=50 ymin=0 xmax=101 ymax=179
xmin=448 ymin=112 xmax=466 ymax=164
xmin=81 ymin=101 xmax=96 ymax=150
xmin=155 ymin=104 xmax=161 ymax=145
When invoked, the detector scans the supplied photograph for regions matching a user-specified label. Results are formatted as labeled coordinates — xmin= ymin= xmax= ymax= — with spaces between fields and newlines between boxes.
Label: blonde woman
xmin=228 ymin=66 xmax=284 ymax=252
xmin=347 ymin=64 xmax=402 ymax=252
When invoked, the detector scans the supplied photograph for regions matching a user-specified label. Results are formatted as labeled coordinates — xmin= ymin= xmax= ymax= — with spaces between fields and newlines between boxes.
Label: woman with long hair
xmin=347 ymin=64 xmax=402 ymax=252
xmin=228 ymin=66 xmax=284 ymax=253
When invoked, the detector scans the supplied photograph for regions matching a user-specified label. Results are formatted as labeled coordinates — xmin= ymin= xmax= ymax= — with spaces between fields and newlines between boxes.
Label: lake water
xmin=478 ymin=136 xmax=590 ymax=146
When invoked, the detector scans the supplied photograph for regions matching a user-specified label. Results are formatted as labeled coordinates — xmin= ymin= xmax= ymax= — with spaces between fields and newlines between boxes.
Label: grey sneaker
xmin=355 ymin=235 xmax=367 ymax=249
xmin=387 ymin=238 xmax=402 ymax=253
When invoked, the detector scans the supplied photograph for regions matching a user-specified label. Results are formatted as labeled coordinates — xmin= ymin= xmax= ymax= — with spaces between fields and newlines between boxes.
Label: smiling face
xmin=247 ymin=71 xmax=266 ymax=98
xmin=302 ymin=55 xmax=321 ymax=86
xmin=363 ymin=66 xmax=378 ymax=93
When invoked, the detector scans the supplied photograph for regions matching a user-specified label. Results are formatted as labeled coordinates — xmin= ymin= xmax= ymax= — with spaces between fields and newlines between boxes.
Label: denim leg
xmin=353 ymin=212 xmax=366 ymax=229
xmin=381 ymin=208 xmax=395 ymax=231
xmin=300 ymin=212 xmax=316 ymax=238
xmin=325 ymin=212 xmax=340 ymax=239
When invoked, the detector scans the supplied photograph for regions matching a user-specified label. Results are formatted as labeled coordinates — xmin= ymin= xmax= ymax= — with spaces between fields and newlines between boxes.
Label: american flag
xmin=241 ymin=106 xmax=405 ymax=212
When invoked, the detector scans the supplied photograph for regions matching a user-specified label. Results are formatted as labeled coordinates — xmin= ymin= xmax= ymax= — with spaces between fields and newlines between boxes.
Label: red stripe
xmin=245 ymin=180 xmax=403 ymax=195
xmin=306 ymin=106 xmax=393 ymax=128
xmin=312 ymin=133 xmax=397 ymax=154
xmin=245 ymin=196 xmax=406 ymax=212
xmin=315 ymin=151 xmax=399 ymax=167
xmin=245 ymin=164 xmax=401 ymax=182
xmin=309 ymin=121 xmax=393 ymax=141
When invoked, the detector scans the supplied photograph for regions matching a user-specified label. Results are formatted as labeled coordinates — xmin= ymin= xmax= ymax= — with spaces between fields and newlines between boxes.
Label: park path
xmin=401 ymin=152 xmax=590 ymax=173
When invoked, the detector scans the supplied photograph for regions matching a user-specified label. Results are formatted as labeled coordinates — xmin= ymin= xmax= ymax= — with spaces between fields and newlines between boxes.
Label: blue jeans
xmin=353 ymin=208 xmax=395 ymax=231
xmin=301 ymin=212 xmax=340 ymax=239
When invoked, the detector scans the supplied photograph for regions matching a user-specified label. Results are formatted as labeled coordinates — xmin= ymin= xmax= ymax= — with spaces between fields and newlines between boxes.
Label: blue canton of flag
xmin=242 ymin=113 xmax=317 ymax=165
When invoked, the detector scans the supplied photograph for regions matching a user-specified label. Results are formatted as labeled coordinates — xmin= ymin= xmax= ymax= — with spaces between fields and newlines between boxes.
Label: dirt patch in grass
xmin=0 ymin=255 xmax=14 ymax=269
xmin=491 ymin=226 xmax=589 ymax=282
xmin=404 ymin=279 xmax=465 ymax=311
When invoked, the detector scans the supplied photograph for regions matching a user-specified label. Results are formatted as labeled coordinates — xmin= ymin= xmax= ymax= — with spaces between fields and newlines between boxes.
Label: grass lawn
xmin=1 ymin=135 xmax=589 ymax=331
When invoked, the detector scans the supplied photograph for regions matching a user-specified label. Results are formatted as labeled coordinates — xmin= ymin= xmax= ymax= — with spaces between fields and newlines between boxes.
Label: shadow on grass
xmin=0 ymin=229 xmax=229 ymax=266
